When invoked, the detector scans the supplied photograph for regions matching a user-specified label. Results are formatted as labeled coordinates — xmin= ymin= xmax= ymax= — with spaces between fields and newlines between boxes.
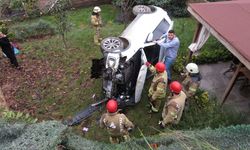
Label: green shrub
xmin=1 ymin=119 xmax=250 ymax=150
xmin=176 ymin=89 xmax=245 ymax=130
xmin=2 ymin=109 xmax=38 ymax=124
xmin=192 ymin=49 xmax=233 ymax=64
xmin=11 ymin=19 xmax=56 ymax=41
xmin=173 ymin=55 xmax=186 ymax=73
xmin=0 ymin=21 xmax=9 ymax=34
xmin=192 ymin=38 xmax=233 ymax=64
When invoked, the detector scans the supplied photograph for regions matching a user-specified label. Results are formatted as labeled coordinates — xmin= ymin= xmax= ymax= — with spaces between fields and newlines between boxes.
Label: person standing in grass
xmin=0 ymin=32 xmax=19 ymax=69
xmin=159 ymin=81 xmax=186 ymax=128
xmin=100 ymin=99 xmax=134 ymax=144
xmin=155 ymin=30 xmax=180 ymax=83
xmin=91 ymin=6 xmax=103 ymax=45
xmin=145 ymin=61 xmax=168 ymax=113
xmin=182 ymin=63 xmax=201 ymax=98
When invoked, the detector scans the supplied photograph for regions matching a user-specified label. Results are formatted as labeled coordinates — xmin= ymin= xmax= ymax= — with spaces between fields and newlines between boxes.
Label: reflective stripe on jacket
xmin=100 ymin=112 xmax=134 ymax=136
xmin=148 ymin=65 xmax=168 ymax=99
xmin=162 ymin=91 xmax=186 ymax=125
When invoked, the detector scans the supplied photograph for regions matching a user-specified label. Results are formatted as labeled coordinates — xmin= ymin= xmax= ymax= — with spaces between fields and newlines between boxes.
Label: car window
xmin=152 ymin=19 xmax=170 ymax=40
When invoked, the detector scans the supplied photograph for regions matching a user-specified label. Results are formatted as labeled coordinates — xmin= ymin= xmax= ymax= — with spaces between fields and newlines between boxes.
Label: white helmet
xmin=186 ymin=63 xmax=199 ymax=74
xmin=93 ymin=6 xmax=101 ymax=13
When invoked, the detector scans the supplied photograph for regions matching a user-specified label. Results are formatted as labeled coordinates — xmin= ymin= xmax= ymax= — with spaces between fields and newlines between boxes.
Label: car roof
xmin=120 ymin=6 xmax=173 ymax=60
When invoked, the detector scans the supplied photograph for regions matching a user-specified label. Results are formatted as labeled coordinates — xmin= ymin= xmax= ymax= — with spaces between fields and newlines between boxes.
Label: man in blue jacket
xmin=155 ymin=30 xmax=180 ymax=83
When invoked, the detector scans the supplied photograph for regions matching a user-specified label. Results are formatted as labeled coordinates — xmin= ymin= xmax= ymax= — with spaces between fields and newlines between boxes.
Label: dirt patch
xmin=0 ymin=53 xmax=64 ymax=115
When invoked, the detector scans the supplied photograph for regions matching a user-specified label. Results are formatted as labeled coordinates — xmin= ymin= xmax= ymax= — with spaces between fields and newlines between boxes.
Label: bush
xmin=0 ymin=120 xmax=67 ymax=150
xmin=0 ymin=21 xmax=9 ymax=34
xmin=2 ymin=109 xmax=38 ymax=124
xmin=192 ymin=49 xmax=233 ymax=64
xmin=176 ymin=89 xmax=245 ymax=130
xmin=11 ymin=19 xmax=56 ymax=41
xmin=192 ymin=38 xmax=233 ymax=64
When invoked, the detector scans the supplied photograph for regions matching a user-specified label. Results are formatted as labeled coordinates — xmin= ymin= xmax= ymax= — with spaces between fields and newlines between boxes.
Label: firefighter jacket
xmin=91 ymin=14 xmax=102 ymax=27
xmin=182 ymin=73 xmax=201 ymax=98
xmin=148 ymin=65 xmax=168 ymax=100
xmin=100 ymin=111 xmax=134 ymax=137
xmin=162 ymin=91 xmax=187 ymax=125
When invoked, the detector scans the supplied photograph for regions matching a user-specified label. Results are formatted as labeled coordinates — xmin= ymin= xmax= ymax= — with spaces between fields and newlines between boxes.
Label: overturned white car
xmin=91 ymin=5 xmax=173 ymax=108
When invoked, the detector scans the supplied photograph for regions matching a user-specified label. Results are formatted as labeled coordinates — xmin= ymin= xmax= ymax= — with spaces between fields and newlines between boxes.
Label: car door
xmin=134 ymin=48 xmax=148 ymax=103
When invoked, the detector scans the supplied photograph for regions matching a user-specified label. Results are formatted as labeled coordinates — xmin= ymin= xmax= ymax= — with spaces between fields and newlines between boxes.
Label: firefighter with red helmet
xmin=100 ymin=99 xmax=134 ymax=144
xmin=159 ymin=81 xmax=186 ymax=128
xmin=145 ymin=61 xmax=168 ymax=113
xmin=91 ymin=6 xmax=103 ymax=45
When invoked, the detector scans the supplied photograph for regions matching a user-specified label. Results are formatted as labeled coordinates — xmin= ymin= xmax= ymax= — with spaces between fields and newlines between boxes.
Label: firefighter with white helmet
xmin=182 ymin=62 xmax=201 ymax=98
xmin=159 ymin=81 xmax=187 ymax=128
xmin=100 ymin=99 xmax=134 ymax=144
xmin=145 ymin=61 xmax=168 ymax=113
xmin=91 ymin=6 xmax=102 ymax=45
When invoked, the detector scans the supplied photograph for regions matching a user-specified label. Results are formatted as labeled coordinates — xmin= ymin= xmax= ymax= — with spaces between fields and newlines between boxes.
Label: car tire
xmin=101 ymin=37 xmax=124 ymax=52
xmin=132 ymin=5 xmax=152 ymax=15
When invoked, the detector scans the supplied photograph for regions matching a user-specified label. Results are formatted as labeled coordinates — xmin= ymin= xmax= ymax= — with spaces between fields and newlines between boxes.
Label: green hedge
xmin=11 ymin=19 xmax=56 ymax=41
xmin=1 ymin=119 xmax=250 ymax=150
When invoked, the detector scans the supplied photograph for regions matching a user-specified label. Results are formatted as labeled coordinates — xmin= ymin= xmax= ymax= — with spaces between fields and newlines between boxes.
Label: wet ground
xmin=199 ymin=62 xmax=250 ymax=122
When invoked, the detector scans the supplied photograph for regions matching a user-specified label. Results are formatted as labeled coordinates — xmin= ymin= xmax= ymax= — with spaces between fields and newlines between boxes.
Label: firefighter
xmin=182 ymin=63 xmax=201 ymax=98
xmin=100 ymin=99 xmax=134 ymax=144
xmin=159 ymin=81 xmax=186 ymax=128
xmin=145 ymin=61 xmax=168 ymax=113
xmin=91 ymin=6 xmax=103 ymax=45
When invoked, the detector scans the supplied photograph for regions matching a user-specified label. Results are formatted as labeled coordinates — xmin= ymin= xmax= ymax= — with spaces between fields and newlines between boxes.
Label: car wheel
xmin=132 ymin=5 xmax=152 ymax=15
xmin=101 ymin=37 xmax=124 ymax=52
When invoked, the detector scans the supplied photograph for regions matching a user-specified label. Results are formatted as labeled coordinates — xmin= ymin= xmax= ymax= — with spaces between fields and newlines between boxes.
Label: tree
xmin=52 ymin=0 xmax=71 ymax=49
xmin=112 ymin=0 xmax=137 ymax=25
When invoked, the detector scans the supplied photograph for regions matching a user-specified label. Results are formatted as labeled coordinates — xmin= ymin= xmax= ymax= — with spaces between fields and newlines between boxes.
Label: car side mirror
xmin=146 ymin=32 xmax=153 ymax=42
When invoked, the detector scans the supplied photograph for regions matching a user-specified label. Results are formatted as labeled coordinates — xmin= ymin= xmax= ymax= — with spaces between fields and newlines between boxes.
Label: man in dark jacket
xmin=0 ymin=32 xmax=19 ymax=68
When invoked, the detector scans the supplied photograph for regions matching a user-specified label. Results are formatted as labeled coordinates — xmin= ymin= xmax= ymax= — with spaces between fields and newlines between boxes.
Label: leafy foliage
xmin=0 ymin=21 xmax=9 ymax=34
xmin=1 ymin=119 xmax=249 ymax=150
xmin=176 ymin=89 xmax=245 ymax=130
xmin=2 ymin=109 xmax=38 ymax=123
xmin=11 ymin=19 xmax=56 ymax=41
xmin=51 ymin=0 xmax=72 ymax=48
xmin=192 ymin=39 xmax=233 ymax=64
xmin=0 ymin=120 xmax=67 ymax=150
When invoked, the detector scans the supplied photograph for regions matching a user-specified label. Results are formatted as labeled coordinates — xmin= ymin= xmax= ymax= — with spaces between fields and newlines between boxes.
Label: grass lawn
xmin=0 ymin=4 xmax=244 ymax=143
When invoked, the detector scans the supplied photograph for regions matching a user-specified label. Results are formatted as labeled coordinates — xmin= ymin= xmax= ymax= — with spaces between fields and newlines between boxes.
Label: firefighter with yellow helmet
xmin=100 ymin=99 xmax=134 ymax=144
xmin=159 ymin=81 xmax=187 ymax=128
xmin=182 ymin=63 xmax=201 ymax=98
xmin=145 ymin=61 xmax=168 ymax=113
xmin=91 ymin=6 xmax=103 ymax=45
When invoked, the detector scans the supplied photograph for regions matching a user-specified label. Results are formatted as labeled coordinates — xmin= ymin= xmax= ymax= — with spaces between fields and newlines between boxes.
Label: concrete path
xmin=199 ymin=62 xmax=250 ymax=121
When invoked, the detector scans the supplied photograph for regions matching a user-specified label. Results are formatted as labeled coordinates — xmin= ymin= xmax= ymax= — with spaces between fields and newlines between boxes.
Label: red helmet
xmin=155 ymin=62 xmax=165 ymax=73
xmin=106 ymin=99 xmax=118 ymax=113
xmin=169 ymin=81 xmax=182 ymax=94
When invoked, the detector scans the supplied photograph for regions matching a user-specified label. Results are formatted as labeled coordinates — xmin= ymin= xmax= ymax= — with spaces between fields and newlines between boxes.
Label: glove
xmin=145 ymin=62 xmax=151 ymax=67
xmin=128 ymin=127 xmax=133 ymax=132
xmin=158 ymin=121 xmax=165 ymax=129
